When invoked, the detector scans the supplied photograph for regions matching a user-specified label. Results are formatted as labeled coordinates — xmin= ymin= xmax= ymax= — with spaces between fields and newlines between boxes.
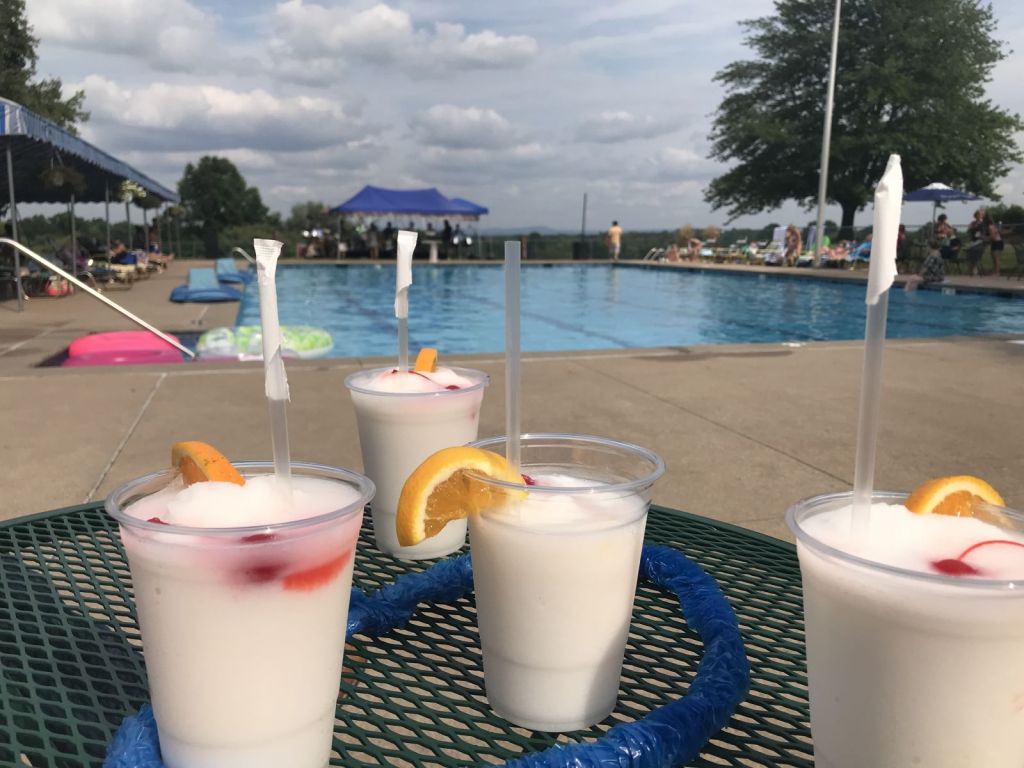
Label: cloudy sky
xmin=23 ymin=0 xmax=1024 ymax=230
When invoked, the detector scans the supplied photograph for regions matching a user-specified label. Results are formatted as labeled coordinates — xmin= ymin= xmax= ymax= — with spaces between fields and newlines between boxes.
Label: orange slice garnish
xmin=905 ymin=475 xmax=1004 ymax=517
xmin=171 ymin=441 xmax=245 ymax=486
xmin=396 ymin=447 xmax=524 ymax=546
xmin=414 ymin=347 xmax=438 ymax=372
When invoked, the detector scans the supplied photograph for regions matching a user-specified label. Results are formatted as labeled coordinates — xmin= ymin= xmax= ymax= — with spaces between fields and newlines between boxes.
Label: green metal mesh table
xmin=0 ymin=503 xmax=813 ymax=767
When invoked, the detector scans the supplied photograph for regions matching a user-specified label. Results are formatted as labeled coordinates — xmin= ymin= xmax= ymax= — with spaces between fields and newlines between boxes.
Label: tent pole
xmin=126 ymin=200 xmax=132 ymax=249
xmin=813 ymin=0 xmax=842 ymax=256
xmin=104 ymin=183 xmax=111 ymax=255
xmin=6 ymin=146 xmax=24 ymax=312
xmin=69 ymin=193 xmax=78 ymax=280
xmin=142 ymin=206 xmax=148 ymax=251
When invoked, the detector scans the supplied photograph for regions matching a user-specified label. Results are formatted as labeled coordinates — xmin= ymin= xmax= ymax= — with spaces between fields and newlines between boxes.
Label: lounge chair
xmin=169 ymin=268 xmax=243 ymax=303
xmin=215 ymin=257 xmax=253 ymax=284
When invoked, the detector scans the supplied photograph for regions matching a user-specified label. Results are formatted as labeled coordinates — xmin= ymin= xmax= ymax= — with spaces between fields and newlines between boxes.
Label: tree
xmin=702 ymin=225 xmax=722 ymax=243
xmin=705 ymin=0 xmax=1022 ymax=236
xmin=178 ymin=156 xmax=268 ymax=257
xmin=0 ymin=0 xmax=88 ymax=131
xmin=286 ymin=201 xmax=330 ymax=232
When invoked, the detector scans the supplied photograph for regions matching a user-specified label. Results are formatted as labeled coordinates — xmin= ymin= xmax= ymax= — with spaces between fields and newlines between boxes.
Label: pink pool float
xmin=63 ymin=331 xmax=186 ymax=367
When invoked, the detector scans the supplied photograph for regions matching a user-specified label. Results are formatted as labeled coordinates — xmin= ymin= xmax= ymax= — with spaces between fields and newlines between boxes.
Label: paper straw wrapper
xmin=253 ymin=239 xmax=290 ymax=402
xmin=865 ymin=155 xmax=903 ymax=305
xmin=395 ymin=231 xmax=416 ymax=319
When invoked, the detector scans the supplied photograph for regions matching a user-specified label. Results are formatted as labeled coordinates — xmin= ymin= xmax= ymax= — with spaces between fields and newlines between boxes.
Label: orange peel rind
xmin=171 ymin=441 xmax=245 ymax=486
xmin=414 ymin=347 xmax=438 ymax=373
xmin=396 ymin=447 xmax=524 ymax=546
xmin=905 ymin=475 xmax=1004 ymax=517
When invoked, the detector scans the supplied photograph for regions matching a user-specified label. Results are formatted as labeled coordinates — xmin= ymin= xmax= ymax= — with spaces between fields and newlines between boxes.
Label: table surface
xmin=0 ymin=503 xmax=813 ymax=767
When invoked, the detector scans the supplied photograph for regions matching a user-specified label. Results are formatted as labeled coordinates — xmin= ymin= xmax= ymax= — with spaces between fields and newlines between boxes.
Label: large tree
xmin=705 ymin=0 xmax=1021 ymax=234
xmin=286 ymin=201 xmax=331 ymax=232
xmin=178 ymin=156 xmax=268 ymax=257
xmin=0 ymin=0 xmax=88 ymax=131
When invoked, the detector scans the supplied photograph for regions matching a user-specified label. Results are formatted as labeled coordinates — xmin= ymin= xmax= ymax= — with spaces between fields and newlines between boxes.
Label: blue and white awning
xmin=0 ymin=97 xmax=178 ymax=205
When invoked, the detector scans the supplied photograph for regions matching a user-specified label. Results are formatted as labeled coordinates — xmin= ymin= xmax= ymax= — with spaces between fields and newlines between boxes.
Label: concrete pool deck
xmin=1 ymin=259 xmax=1022 ymax=539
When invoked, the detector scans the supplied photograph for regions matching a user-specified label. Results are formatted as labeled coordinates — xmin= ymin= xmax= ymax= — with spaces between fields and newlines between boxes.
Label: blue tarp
xmin=0 ymin=97 xmax=178 ymax=205
xmin=448 ymin=197 xmax=489 ymax=216
xmin=330 ymin=185 xmax=487 ymax=219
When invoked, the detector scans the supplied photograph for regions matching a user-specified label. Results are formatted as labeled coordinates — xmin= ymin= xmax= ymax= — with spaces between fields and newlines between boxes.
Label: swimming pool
xmin=233 ymin=265 xmax=1024 ymax=357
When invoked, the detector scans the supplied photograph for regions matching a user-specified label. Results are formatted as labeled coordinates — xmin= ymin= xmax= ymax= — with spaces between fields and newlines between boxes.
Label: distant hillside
xmin=478 ymin=225 xmax=577 ymax=236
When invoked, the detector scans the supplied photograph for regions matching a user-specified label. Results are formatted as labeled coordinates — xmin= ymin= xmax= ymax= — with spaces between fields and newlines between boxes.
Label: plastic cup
xmin=467 ymin=433 xmax=664 ymax=731
xmin=346 ymin=366 xmax=488 ymax=559
xmin=787 ymin=491 xmax=1024 ymax=768
xmin=106 ymin=462 xmax=373 ymax=768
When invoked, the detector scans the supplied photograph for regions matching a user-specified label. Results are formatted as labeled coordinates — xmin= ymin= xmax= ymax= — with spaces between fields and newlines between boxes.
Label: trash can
xmin=572 ymin=241 xmax=590 ymax=261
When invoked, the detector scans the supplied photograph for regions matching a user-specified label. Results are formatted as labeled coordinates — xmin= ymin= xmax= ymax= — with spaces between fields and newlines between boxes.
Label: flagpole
xmin=813 ymin=0 xmax=842 ymax=261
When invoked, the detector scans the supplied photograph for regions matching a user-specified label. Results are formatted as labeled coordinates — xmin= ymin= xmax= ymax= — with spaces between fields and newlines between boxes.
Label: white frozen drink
xmin=789 ymin=492 xmax=1024 ymax=768
xmin=347 ymin=365 xmax=487 ymax=559
xmin=107 ymin=463 xmax=373 ymax=768
xmin=468 ymin=434 xmax=663 ymax=731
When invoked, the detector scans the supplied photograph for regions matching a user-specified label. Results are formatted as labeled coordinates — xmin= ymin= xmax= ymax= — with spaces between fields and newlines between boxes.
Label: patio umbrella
xmin=903 ymin=183 xmax=981 ymax=224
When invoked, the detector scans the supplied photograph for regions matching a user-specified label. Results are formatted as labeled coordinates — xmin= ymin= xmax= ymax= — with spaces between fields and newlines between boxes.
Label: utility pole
xmin=813 ymin=0 xmax=842 ymax=260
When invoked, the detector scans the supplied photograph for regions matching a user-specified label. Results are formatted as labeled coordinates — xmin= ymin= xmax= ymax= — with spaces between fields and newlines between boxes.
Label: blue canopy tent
xmin=331 ymin=186 xmax=457 ymax=217
xmin=330 ymin=185 xmax=488 ymax=221
xmin=330 ymin=185 xmax=489 ymax=259
xmin=903 ymin=183 xmax=981 ymax=224
xmin=447 ymin=197 xmax=489 ymax=219
xmin=1 ymin=97 xmax=178 ymax=310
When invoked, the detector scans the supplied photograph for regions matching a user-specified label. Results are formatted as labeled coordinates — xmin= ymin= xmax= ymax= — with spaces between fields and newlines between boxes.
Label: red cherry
xmin=445 ymin=384 xmax=461 ymax=390
xmin=931 ymin=558 xmax=980 ymax=576
xmin=147 ymin=517 xmax=169 ymax=525
xmin=522 ymin=474 xmax=536 ymax=486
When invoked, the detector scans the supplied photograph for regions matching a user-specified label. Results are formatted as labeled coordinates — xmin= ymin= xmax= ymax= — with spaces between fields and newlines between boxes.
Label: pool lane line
xmin=465 ymin=292 xmax=637 ymax=349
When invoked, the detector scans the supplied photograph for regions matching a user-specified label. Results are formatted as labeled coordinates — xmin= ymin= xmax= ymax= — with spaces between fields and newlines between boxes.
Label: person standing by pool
xmin=966 ymin=208 xmax=986 ymax=274
xmin=606 ymin=221 xmax=623 ymax=260
xmin=984 ymin=211 xmax=1003 ymax=276
xmin=783 ymin=224 xmax=801 ymax=267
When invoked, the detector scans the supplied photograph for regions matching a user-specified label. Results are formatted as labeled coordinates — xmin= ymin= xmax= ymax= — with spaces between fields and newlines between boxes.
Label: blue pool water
xmin=234 ymin=265 xmax=1024 ymax=357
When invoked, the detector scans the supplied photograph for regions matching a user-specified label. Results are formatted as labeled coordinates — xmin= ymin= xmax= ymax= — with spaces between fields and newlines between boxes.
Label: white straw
xmin=253 ymin=239 xmax=292 ymax=487
xmin=395 ymin=230 xmax=417 ymax=371
xmin=851 ymin=155 xmax=903 ymax=537
xmin=504 ymin=241 xmax=522 ymax=471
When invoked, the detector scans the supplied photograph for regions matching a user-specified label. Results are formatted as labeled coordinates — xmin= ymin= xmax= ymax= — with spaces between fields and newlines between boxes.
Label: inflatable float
xmin=169 ymin=268 xmax=242 ymax=303
xmin=196 ymin=326 xmax=334 ymax=361
xmin=63 ymin=331 xmax=185 ymax=367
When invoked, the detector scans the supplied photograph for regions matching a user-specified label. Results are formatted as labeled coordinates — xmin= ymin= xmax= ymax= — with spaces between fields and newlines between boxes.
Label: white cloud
xmin=652 ymin=147 xmax=718 ymax=178
xmin=269 ymin=0 xmax=537 ymax=81
xmin=576 ymin=110 xmax=678 ymax=143
xmin=427 ymin=23 xmax=538 ymax=69
xmin=78 ymin=76 xmax=372 ymax=152
xmin=411 ymin=105 xmax=521 ymax=149
xmin=412 ymin=142 xmax=560 ymax=185
xmin=28 ymin=0 xmax=217 ymax=72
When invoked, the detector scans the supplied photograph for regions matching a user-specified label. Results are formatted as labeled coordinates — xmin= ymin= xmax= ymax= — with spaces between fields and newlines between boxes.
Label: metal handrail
xmin=231 ymin=247 xmax=256 ymax=265
xmin=0 ymin=238 xmax=195 ymax=359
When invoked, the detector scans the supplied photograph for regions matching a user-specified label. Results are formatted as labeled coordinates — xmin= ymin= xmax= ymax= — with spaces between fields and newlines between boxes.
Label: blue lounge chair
xmin=169 ymin=268 xmax=242 ymax=303
xmin=215 ymin=257 xmax=253 ymax=284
